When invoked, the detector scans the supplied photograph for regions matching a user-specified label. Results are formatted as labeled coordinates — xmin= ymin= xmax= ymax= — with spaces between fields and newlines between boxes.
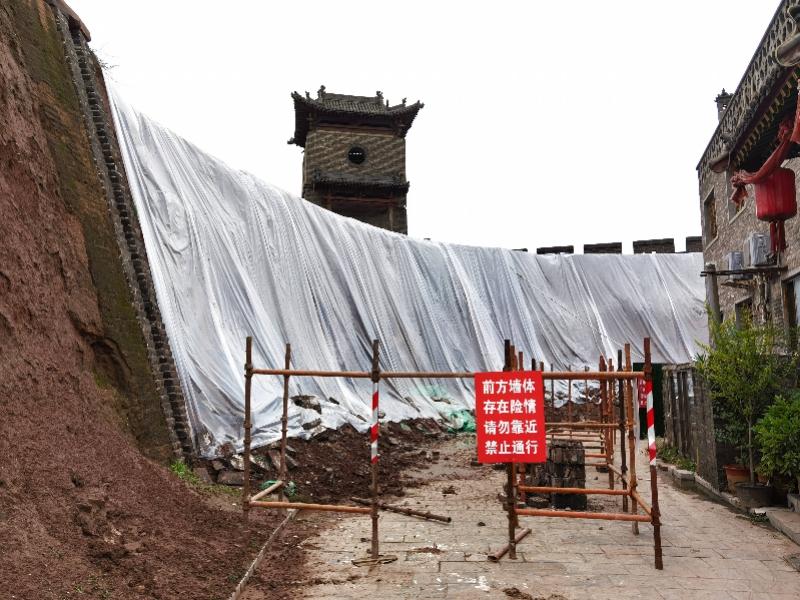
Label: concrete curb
xmin=763 ymin=508 xmax=800 ymax=547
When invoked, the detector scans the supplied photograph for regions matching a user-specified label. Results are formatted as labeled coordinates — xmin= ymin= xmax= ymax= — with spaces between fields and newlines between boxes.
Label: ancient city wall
xmin=5 ymin=0 xmax=191 ymax=460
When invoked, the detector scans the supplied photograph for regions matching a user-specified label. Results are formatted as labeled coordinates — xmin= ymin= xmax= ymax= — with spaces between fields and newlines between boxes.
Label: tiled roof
xmin=289 ymin=86 xmax=423 ymax=147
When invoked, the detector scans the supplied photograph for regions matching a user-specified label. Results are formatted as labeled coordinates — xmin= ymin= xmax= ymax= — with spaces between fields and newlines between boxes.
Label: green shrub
xmin=655 ymin=439 xmax=696 ymax=471
xmin=755 ymin=391 xmax=800 ymax=484
xmin=695 ymin=312 xmax=797 ymax=484
xmin=170 ymin=459 xmax=201 ymax=485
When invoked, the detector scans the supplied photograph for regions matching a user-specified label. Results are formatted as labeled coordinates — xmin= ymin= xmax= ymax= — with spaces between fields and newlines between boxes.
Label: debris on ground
xmin=503 ymin=587 xmax=568 ymax=599
xmin=445 ymin=409 xmax=476 ymax=433
xmin=292 ymin=394 xmax=322 ymax=413
xmin=407 ymin=545 xmax=444 ymax=554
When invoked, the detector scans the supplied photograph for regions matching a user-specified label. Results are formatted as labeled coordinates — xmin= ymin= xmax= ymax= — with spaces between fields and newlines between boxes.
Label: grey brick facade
xmin=698 ymin=1 xmax=800 ymax=330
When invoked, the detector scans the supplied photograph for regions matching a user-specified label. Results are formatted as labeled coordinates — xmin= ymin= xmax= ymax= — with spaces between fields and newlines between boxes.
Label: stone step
xmin=765 ymin=508 xmax=800 ymax=547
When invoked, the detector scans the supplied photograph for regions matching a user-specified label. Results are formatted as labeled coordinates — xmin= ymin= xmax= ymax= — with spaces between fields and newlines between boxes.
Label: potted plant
xmin=695 ymin=312 xmax=796 ymax=507
xmin=755 ymin=391 xmax=800 ymax=499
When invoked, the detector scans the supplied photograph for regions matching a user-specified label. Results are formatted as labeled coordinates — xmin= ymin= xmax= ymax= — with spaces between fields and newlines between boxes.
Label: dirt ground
xmin=238 ymin=420 xmax=445 ymax=598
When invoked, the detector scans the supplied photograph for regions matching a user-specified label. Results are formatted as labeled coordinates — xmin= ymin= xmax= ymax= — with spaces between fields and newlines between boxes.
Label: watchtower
xmin=289 ymin=86 xmax=423 ymax=234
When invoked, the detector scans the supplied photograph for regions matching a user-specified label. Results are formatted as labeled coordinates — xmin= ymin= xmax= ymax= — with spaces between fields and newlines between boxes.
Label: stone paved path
xmin=292 ymin=436 xmax=800 ymax=599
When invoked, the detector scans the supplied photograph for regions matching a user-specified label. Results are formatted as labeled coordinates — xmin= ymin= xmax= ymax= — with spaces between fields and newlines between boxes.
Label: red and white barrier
xmin=644 ymin=379 xmax=656 ymax=466
xmin=371 ymin=383 xmax=379 ymax=463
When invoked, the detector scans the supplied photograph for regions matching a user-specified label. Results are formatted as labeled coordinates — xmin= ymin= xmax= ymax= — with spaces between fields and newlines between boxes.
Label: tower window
xmin=348 ymin=146 xmax=366 ymax=164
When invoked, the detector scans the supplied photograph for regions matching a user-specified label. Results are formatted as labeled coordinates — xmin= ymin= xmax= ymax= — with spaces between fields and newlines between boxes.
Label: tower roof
xmin=289 ymin=86 xmax=423 ymax=147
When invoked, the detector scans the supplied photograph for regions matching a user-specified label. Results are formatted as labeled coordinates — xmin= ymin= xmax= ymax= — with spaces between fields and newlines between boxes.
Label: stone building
xmin=289 ymin=86 xmax=423 ymax=234
xmin=698 ymin=1 xmax=800 ymax=330
xmin=681 ymin=0 xmax=800 ymax=490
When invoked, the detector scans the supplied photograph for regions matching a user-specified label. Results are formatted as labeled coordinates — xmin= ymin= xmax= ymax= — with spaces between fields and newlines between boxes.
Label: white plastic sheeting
xmin=111 ymin=92 xmax=709 ymax=457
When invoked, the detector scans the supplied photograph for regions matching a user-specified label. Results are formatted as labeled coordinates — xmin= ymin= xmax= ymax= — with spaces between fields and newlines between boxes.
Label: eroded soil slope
xmin=0 ymin=2 xmax=285 ymax=597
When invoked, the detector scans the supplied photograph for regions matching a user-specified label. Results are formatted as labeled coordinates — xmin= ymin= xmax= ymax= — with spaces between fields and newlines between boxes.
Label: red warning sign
xmin=475 ymin=371 xmax=546 ymax=463
xmin=638 ymin=378 xmax=651 ymax=409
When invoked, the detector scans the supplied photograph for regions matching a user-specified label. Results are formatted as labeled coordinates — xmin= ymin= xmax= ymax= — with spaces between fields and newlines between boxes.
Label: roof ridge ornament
xmin=776 ymin=6 xmax=800 ymax=66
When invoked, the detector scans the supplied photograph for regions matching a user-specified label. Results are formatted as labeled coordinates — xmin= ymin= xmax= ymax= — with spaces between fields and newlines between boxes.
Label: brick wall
xmin=583 ymin=242 xmax=622 ymax=254
xmin=698 ymin=163 xmax=800 ymax=329
xmin=662 ymin=365 xmax=727 ymax=489
xmin=47 ymin=2 xmax=193 ymax=460
xmin=303 ymin=129 xmax=405 ymax=183
xmin=633 ymin=238 xmax=676 ymax=254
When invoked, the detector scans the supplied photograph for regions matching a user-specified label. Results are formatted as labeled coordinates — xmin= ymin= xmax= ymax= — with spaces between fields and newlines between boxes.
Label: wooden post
xmin=504 ymin=339 xmax=518 ymax=560
xmin=625 ymin=344 xmax=639 ymax=535
xmin=243 ymin=336 xmax=253 ymax=523
xmin=279 ymin=343 xmax=291 ymax=501
xmin=370 ymin=339 xmax=381 ymax=559
xmin=644 ymin=337 xmax=663 ymax=569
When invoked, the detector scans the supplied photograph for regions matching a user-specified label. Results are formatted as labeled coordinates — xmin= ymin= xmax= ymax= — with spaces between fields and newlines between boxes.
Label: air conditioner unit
xmin=744 ymin=232 xmax=770 ymax=267
xmin=727 ymin=251 xmax=748 ymax=280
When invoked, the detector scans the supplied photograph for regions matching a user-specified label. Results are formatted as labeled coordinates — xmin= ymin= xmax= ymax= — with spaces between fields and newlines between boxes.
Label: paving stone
xmin=244 ymin=436 xmax=800 ymax=598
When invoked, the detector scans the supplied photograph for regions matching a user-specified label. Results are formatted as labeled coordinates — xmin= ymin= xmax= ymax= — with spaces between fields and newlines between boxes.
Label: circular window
xmin=348 ymin=146 xmax=367 ymax=165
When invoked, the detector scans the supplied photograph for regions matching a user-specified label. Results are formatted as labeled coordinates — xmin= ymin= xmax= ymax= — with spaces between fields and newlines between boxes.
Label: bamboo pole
xmin=381 ymin=370 xmax=473 ymax=379
xmin=567 ymin=365 xmax=572 ymax=429
xmin=517 ymin=350 xmax=526 ymax=504
xmin=489 ymin=528 xmax=531 ymax=562
xmin=644 ymin=337 xmax=663 ymax=570
xmin=616 ymin=352 xmax=628 ymax=512
xmin=547 ymin=422 xmax=619 ymax=429
xmin=519 ymin=486 xmax=628 ymax=496
xmin=370 ymin=339 xmax=381 ymax=559
xmin=600 ymin=357 xmax=614 ymax=490
xmin=544 ymin=371 xmax=645 ymax=380
xmin=243 ymin=336 xmax=253 ymax=523
xmin=625 ymin=344 xmax=639 ymax=535
xmin=504 ymin=339 xmax=518 ymax=560
xmin=252 ymin=368 xmax=371 ymax=378
xmin=651 ymin=463 xmax=663 ymax=569
xmin=598 ymin=358 xmax=605 ymax=426
xmin=279 ymin=343 xmax=291 ymax=501
xmin=516 ymin=508 xmax=650 ymax=523
xmin=351 ymin=497 xmax=452 ymax=523
xmin=250 ymin=480 xmax=284 ymax=502
xmin=629 ymin=489 xmax=653 ymax=516
xmin=250 ymin=500 xmax=370 ymax=514
xmin=251 ymin=368 xmax=645 ymax=381
xmin=509 ymin=343 xmax=519 ymax=531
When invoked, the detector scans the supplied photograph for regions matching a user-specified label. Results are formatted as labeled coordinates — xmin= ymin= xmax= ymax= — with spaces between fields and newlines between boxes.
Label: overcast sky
xmin=69 ymin=1 xmax=780 ymax=252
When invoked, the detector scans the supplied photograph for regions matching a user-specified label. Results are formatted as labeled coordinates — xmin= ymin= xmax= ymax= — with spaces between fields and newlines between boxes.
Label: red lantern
xmin=754 ymin=167 xmax=797 ymax=252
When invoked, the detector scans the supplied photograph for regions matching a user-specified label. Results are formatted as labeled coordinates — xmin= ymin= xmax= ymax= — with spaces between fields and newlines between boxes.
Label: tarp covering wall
xmin=111 ymin=92 xmax=709 ymax=457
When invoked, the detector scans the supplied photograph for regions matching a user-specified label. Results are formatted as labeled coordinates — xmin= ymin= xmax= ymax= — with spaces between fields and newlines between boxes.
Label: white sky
xmin=69 ymin=0 xmax=780 ymax=252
